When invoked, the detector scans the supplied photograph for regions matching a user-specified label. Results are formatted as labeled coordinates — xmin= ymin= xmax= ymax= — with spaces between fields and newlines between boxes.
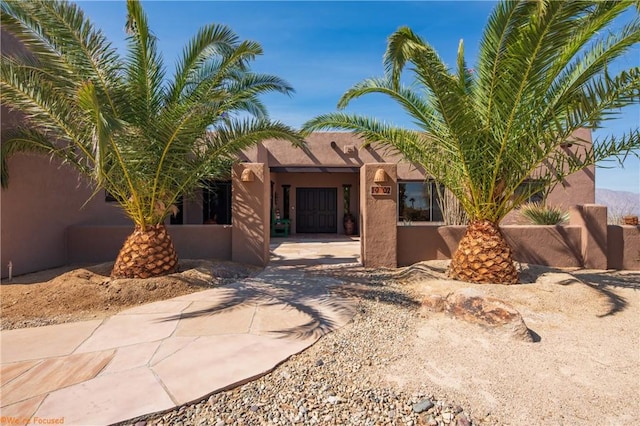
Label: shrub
xmin=519 ymin=203 xmax=569 ymax=225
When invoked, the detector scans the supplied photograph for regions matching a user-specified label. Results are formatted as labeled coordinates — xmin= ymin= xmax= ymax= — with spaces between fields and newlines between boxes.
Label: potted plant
xmin=343 ymin=212 xmax=355 ymax=235
xmin=343 ymin=184 xmax=356 ymax=235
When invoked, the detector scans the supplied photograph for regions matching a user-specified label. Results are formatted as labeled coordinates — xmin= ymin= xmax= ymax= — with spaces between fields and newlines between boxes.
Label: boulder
xmin=445 ymin=288 xmax=532 ymax=341
xmin=442 ymin=288 xmax=533 ymax=341
xmin=420 ymin=294 xmax=446 ymax=313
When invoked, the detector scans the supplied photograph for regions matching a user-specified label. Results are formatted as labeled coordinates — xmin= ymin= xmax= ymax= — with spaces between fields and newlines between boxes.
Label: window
xmin=282 ymin=185 xmax=291 ymax=220
xmin=170 ymin=196 xmax=184 ymax=225
xmin=105 ymin=190 xmax=117 ymax=202
xmin=515 ymin=179 xmax=545 ymax=204
xmin=203 ymin=181 xmax=232 ymax=224
xmin=343 ymin=184 xmax=352 ymax=214
xmin=398 ymin=181 xmax=444 ymax=222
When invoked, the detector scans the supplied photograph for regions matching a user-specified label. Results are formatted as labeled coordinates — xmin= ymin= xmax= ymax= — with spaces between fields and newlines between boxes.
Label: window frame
xmin=397 ymin=180 xmax=444 ymax=223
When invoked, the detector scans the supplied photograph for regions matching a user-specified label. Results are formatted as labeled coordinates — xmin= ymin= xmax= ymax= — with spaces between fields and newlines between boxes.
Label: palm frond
xmin=336 ymin=77 xmax=438 ymax=132
xmin=2 ymin=0 xmax=302 ymax=229
xmin=1 ymin=126 xmax=87 ymax=188
xmin=167 ymin=23 xmax=239 ymax=104
xmin=308 ymin=0 xmax=639 ymax=223
xmin=122 ymin=0 xmax=166 ymax=128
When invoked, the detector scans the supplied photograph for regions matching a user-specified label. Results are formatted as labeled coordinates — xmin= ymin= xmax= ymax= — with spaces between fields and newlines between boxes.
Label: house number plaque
xmin=371 ymin=186 xmax=391 ymax=196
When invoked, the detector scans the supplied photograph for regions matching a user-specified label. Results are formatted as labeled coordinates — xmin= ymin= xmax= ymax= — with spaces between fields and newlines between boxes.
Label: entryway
xmin=296 ymin=188 xmax=337 ymax=233
xmin=270 ymin=235 xmax=360 ymax=266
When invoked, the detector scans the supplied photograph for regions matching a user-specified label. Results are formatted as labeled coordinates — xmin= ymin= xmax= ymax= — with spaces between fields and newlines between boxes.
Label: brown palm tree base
xmin=111 ymin=224 xmax=179 ymax=279
xmin=449 ymin=220 xmax=518 ymax=284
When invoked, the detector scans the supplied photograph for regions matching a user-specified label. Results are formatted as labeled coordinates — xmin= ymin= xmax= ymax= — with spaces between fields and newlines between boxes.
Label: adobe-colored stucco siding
xmin=241 ymin=132 xmax=425 ymax=180
xmin=397 ymin=224 xmax=583 ymax=268
xmin=607 ymin=225 xmax=640 ymax=270
xmin=546 ymin=128 xmax=596 ymax=209
xmin=66 ymin=225 xmax=232 ymax=264
xmin=1 ymin=154 xmax=131 ymax=278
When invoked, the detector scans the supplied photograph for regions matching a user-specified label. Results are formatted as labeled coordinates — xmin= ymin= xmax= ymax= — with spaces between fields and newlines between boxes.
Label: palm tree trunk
xmin=111 ymin=224 xmax=179 ymax=279
xmin=449 ymin=220 xmax=518 ymax=284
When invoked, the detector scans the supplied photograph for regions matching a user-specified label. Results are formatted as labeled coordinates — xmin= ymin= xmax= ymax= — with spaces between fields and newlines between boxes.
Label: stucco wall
xmin=546 ymin=128 xmax=596 ymax=209
xmin=570 ymin=204 xmax=608 ymax=269
xmin=241 ymin=132 xmax=425 ymax=180
xmin=231 ymin=163 xmax=270 ymax=266
xmin=1 ymin=154 xmax=131 ymax=278
xmin=66 ymin=225 xmax=232 ymax=264
xmin=607 ymin=225 xmax=640 ymax=270
xmin=361 ymin=164 xmax=398 ymax=268
xmin=397 ymin=224 xmax=583 ymax=268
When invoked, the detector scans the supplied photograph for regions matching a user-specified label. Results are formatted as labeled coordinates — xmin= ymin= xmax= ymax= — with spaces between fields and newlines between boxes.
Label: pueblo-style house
xmin=6 ymin=123 xmax=626 ymax=279
xmin=2 ymin=30 xmax=637 ymax=279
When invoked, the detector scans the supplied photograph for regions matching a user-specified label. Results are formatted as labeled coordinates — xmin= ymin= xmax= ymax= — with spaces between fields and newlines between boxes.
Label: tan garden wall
xmin=397 ymin=224 xmax=583 ymax=268
xmin=67 ymin=225 xmax=232 ymax=264
xmin=607 ymin=225 xmax=640 ymax=270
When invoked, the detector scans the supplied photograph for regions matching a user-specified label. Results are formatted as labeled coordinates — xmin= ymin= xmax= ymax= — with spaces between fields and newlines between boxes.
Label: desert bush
xmin=519 ymin=203 xmax=569 ymax=225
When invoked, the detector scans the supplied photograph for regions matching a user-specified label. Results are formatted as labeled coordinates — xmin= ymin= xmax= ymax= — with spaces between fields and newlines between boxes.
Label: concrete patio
xmin=0 ymin=237 xmax=360 ymax=425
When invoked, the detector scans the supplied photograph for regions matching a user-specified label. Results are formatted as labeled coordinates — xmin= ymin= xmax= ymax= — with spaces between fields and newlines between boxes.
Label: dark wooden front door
xmin=296 ymin=188 xmax=337 ymax=233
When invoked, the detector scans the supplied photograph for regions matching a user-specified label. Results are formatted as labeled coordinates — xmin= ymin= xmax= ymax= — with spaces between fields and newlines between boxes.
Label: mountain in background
xmin=595 ymin=188 xmax=640 ymax=217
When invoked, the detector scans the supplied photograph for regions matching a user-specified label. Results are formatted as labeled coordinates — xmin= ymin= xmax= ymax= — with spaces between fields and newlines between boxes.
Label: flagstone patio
xmin=0 ymin=237 xmax=359 ymax=425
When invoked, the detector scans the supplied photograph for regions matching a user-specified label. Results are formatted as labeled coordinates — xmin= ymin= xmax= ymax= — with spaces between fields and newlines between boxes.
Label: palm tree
xmin=304 ymin=0 xmax=639 ymax=284
xmin=1 ymin=0 xmax=304 ymax=279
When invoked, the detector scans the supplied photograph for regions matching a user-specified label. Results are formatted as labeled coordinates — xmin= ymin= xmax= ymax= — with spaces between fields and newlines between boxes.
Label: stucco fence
xmin=66 ymin=225 xmax=232 ymax=264
xmin=396 ymin=219 xmax=639 ymax=270
xmin=64 ymin=219 xmax=639 ymax=272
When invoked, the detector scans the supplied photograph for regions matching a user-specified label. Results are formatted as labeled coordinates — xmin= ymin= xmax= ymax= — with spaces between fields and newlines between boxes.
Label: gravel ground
xmin=124 ymin=269 xmax=479 ymax=426
xmin=123 ymin=263 xmax=639 ymax=426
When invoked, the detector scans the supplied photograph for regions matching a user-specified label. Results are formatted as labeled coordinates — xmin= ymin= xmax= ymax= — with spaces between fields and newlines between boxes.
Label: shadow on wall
xmin=66 ymin=225 xmax=232 ymax=264
xmin=504 ymin=225 xmax=582 ymax=267
xmin=607 ymin=225 xmax=640 ymax=270
xmin=396 ymin=205 xmax=640 ymax=271
xmin=232 ymin=190 xmax=266 ymax=265
xmin=398 ymin=224 xmax=583 ymax=268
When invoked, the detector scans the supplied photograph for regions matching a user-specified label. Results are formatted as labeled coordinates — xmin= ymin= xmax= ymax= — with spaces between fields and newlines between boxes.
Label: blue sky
xmin=77 ymin=1 xmax=639 ymax=194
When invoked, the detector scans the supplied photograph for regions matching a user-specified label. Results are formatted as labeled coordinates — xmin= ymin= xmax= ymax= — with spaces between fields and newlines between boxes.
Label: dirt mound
xmin=1 ymin=260 xmax=261 ymax=330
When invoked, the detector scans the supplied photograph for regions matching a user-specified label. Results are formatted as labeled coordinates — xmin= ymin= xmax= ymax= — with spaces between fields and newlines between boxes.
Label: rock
xmin=210 ymin=265 xmax=244 ymax=279
xmin=421 ymin=295 xmax=446 ymax=313
xmin=412 ymin=399 xmax=435 ymax=413
xmin=442 ymin=411 xmax=454 ymax=423
xmin=134 ymin=422 xmax=147 ymax=426
xmin=132 ymin=273 xmax=480 ymax=426
xmin=326 ymin=395 xmax=343 ymax=404
xmin=457 ymin=415 xmax=472 ymax=426
xmin=444 ymin=288 xmax=533 ymax=341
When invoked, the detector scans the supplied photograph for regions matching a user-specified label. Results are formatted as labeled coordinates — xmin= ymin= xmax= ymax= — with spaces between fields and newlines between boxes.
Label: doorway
xmin=296 ymin=188 xmax=337 ymax=233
